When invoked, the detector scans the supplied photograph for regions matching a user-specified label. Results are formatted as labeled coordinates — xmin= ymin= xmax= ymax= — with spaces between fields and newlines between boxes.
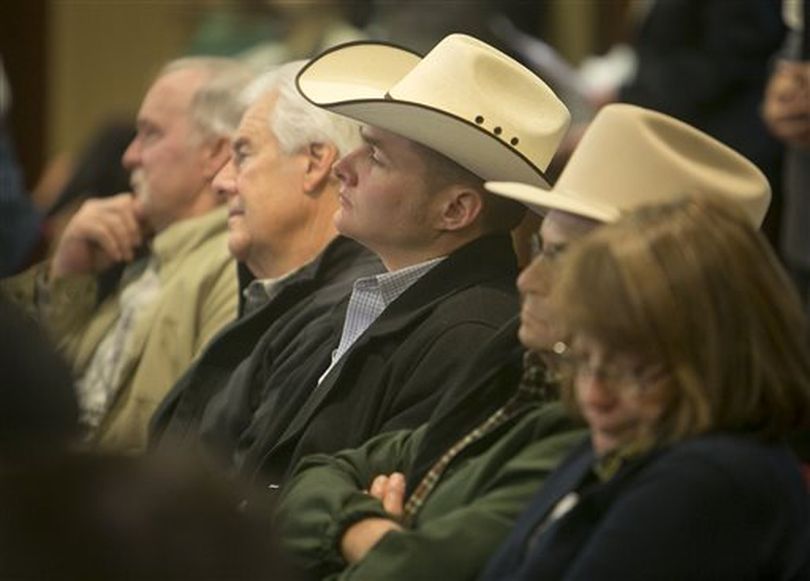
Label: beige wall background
xmin=44 ymin=1 xmax=606 ymax=161
xmin=48 ymin=0 xmax=198 ymax=158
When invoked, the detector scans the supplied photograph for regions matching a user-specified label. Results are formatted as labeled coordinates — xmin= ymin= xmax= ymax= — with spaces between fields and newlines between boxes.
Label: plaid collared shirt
xmin=318 ymin=256 xmax=445 ymax=385
xmin=402 ymin=350 xmax=557 ymax=524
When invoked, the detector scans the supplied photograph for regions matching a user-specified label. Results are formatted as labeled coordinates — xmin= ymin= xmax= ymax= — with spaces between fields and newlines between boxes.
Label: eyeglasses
xmin=534 ymin=241 xmax=568 ymax=263
xmin=543 ymin=341 xmax=667 ymax=393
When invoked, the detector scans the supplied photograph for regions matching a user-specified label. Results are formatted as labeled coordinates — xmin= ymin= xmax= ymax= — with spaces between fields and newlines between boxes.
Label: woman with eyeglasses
xmin=481 ymin=196 xmax=810 ymax=581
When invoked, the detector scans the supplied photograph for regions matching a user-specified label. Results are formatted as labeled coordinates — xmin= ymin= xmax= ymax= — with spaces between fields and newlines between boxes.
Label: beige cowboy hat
xmin=295 ymin=33 xmax=571 ymax=188
xmin=486 ymin=104 xmax=771 ymax=226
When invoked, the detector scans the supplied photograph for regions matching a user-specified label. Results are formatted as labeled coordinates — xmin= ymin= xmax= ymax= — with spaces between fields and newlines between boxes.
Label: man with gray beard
xmin=2 ymin=57 xmax=251 ymax=453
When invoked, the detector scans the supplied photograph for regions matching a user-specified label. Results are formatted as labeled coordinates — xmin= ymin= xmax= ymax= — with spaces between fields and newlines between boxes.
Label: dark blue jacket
xmin=481 ymin=434 xmax=810 ymax=580
xmin=148 ymin=236 xmax=383 ymax=448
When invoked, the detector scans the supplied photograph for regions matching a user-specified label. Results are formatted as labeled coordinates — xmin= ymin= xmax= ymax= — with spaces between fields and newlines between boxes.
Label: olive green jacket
xmin=277 ymin=402 xmax=587 ymax=581
xmin=2 ymin=207 xmax=237 ymax=453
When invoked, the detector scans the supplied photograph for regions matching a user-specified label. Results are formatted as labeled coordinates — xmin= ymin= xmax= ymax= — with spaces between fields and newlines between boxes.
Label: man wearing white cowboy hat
xmin=183 ymin=34 xmax=571 ymax=488
xmin=276 ymin=103 xmax=771 ymax=581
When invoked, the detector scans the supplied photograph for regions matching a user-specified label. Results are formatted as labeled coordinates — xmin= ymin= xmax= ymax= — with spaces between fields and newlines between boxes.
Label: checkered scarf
xmin=402 ymin=350 xmax=556 ymax=524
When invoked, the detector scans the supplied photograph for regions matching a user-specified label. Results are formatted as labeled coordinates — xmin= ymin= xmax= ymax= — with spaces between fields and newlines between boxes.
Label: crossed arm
xmin=278 ymin=407 xmax=585 ymax=581
xmin=340 ymin=472 xmax=406 ymax=564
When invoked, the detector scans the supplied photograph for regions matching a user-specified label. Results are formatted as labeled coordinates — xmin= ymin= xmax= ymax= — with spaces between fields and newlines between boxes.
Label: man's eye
xmin=368 ymin=147 xmax=383 ymax=165
xmin=140 ymin=128 xmax=160 ymax=143
xmin=538 ymin=244 xmax=566 ymax=262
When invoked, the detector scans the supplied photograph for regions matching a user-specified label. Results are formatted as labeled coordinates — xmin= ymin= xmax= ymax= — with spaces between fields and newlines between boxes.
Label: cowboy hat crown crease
xmin=486 ymin=104 xmax=771 ymax=226
xmin=388 ymin=34 xmax=570 ymax=170
xmin=296 ymin=34 xmax=571 ymax=188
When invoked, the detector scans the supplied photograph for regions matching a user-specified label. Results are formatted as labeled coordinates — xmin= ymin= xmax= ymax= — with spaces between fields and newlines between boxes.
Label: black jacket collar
xmin=348 ymin=233 xmax=518 ymax=340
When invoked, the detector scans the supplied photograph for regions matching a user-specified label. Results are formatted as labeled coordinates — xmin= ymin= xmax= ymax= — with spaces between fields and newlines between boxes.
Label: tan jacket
xmin=2 ymin=207 xmax=238 ymax=453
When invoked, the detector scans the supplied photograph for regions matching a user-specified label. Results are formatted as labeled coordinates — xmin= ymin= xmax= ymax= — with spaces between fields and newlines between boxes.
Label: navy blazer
xmin=481 ymin=434 xmax=810 ymax=580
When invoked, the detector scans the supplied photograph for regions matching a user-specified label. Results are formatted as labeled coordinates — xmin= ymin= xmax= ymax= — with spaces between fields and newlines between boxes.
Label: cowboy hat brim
xmin=485 ymin=181 xmax=620 ymax=222
xmin=296 ymin=41 xmax=551 ymax=189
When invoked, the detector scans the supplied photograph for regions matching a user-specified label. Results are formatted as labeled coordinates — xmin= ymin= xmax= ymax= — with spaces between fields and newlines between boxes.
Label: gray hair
xmin=157 ymin=57 xmax=255 ymax=142
xmin=240 ymin=61 xmax=362 ymax=157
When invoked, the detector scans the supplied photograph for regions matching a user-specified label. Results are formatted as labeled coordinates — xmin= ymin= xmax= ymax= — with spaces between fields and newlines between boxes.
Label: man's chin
xmin=134 ymin=195 xmax=152 ymax=217
xmin=227 ymin=236 xmax=250 ymax=263
xmin=333 ymin=213 xmax=354 ymax=238
xmin=131 ymin=185 xmax=149 ymax=203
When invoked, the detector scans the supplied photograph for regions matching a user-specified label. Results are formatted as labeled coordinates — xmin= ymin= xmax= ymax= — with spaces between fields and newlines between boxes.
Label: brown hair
xmin=414 ymin=142 xmax=526 ymax=232
xmin=552 ymin=195 xmax=810 ymax=444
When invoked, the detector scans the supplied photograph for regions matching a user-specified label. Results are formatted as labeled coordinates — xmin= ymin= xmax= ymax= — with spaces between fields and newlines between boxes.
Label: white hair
xmin=158 ymin=57 xmax=254 ymax=141
xmin=240 ymin=61 xmax=362 ymax=157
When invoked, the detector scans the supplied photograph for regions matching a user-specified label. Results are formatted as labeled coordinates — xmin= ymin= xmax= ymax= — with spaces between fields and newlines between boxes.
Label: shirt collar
xmin=242 ymin=267 xmax=300 ymax=314
xmin=356 ymin=255 xmax=446 ymax=307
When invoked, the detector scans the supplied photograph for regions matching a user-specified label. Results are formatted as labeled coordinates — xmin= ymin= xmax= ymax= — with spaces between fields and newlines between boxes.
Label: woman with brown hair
xmin=481 ymin=195 xmax=810 ymax=580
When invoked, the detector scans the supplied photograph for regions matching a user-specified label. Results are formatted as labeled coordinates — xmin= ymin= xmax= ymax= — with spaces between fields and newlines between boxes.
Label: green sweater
xmin=278 ymin=401 xmax=587 ymax=581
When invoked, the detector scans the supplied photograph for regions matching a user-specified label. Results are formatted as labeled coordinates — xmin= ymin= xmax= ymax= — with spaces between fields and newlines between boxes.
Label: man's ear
xmin=435 ymin=186 xmax=484 ymax=232
xmin=202 ymin=136 xmax=232 ymax=182
xmin=303 ymin=142 xmax=339 ymax=193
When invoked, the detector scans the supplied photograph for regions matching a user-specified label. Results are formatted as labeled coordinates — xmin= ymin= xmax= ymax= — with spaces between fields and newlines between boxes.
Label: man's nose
xmin=332 ymin=149 xmax=359 ymax=187
xmin=212 ymin=158 xmax=237 ymax=201
xmin=121 ymin=137 xmax=140 ymax=171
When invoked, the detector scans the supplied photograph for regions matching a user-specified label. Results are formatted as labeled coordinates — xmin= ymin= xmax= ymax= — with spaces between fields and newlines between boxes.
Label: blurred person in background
xmin=579 ymin=0 xmax=786 ymax=241
xmin=0 ymin=57 xmax=42 ymax=277
xmin=0 ymin=451 xmax=300 ymax=580
xmin=2 ymin=57 xmax=251 ymax=453
xmin=0 ymin=296 xmax=78 ymax=463
xmin=763 ymin=0 xmax=810 ymax=317
xmin=762 ymin=0 xmax=810 ymax=478
xmin=186 ymin=0 xmax=367 ymax=69
xmin=623 ymin=0 xmax=785 ymax=235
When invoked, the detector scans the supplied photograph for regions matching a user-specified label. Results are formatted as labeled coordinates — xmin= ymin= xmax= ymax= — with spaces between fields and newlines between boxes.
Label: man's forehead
xmin=138 ymin=76 xmax=198 ymax=127
xmin=360 ymin=125 xmax=431 ymax=168
xmin=246 ymin=88 xmax=279 ymax=119
xmin=144 ymin=69 xmax=203 ymax=108
xmin=360 ymin=125 xmax=410 ymax=147
xmin=234 ymin=91 xmax=279 ymax=144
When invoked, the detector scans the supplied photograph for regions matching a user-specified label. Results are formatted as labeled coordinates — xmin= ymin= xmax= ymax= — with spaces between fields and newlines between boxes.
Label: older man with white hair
xmin=149 ymin=61 xmax=382 ymax=449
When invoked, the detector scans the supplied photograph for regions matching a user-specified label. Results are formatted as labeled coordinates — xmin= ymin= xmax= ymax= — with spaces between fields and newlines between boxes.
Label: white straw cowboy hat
xmin=486 ymin=104 xmax=772 ymax=227
xmin=295 ymin=33 xmax=570 ymax=188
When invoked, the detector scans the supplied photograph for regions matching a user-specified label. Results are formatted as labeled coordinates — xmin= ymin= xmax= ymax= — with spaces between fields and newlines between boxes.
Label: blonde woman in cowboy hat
xmin=481 ymin=195 xmax=810 ymax=581
xmin=277 ymin=104 xmax=776 ymax=581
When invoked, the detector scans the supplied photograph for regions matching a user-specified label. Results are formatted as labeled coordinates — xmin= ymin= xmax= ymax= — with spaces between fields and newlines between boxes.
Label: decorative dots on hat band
xmin=473 ymin=115 xmax=519 ymax=148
